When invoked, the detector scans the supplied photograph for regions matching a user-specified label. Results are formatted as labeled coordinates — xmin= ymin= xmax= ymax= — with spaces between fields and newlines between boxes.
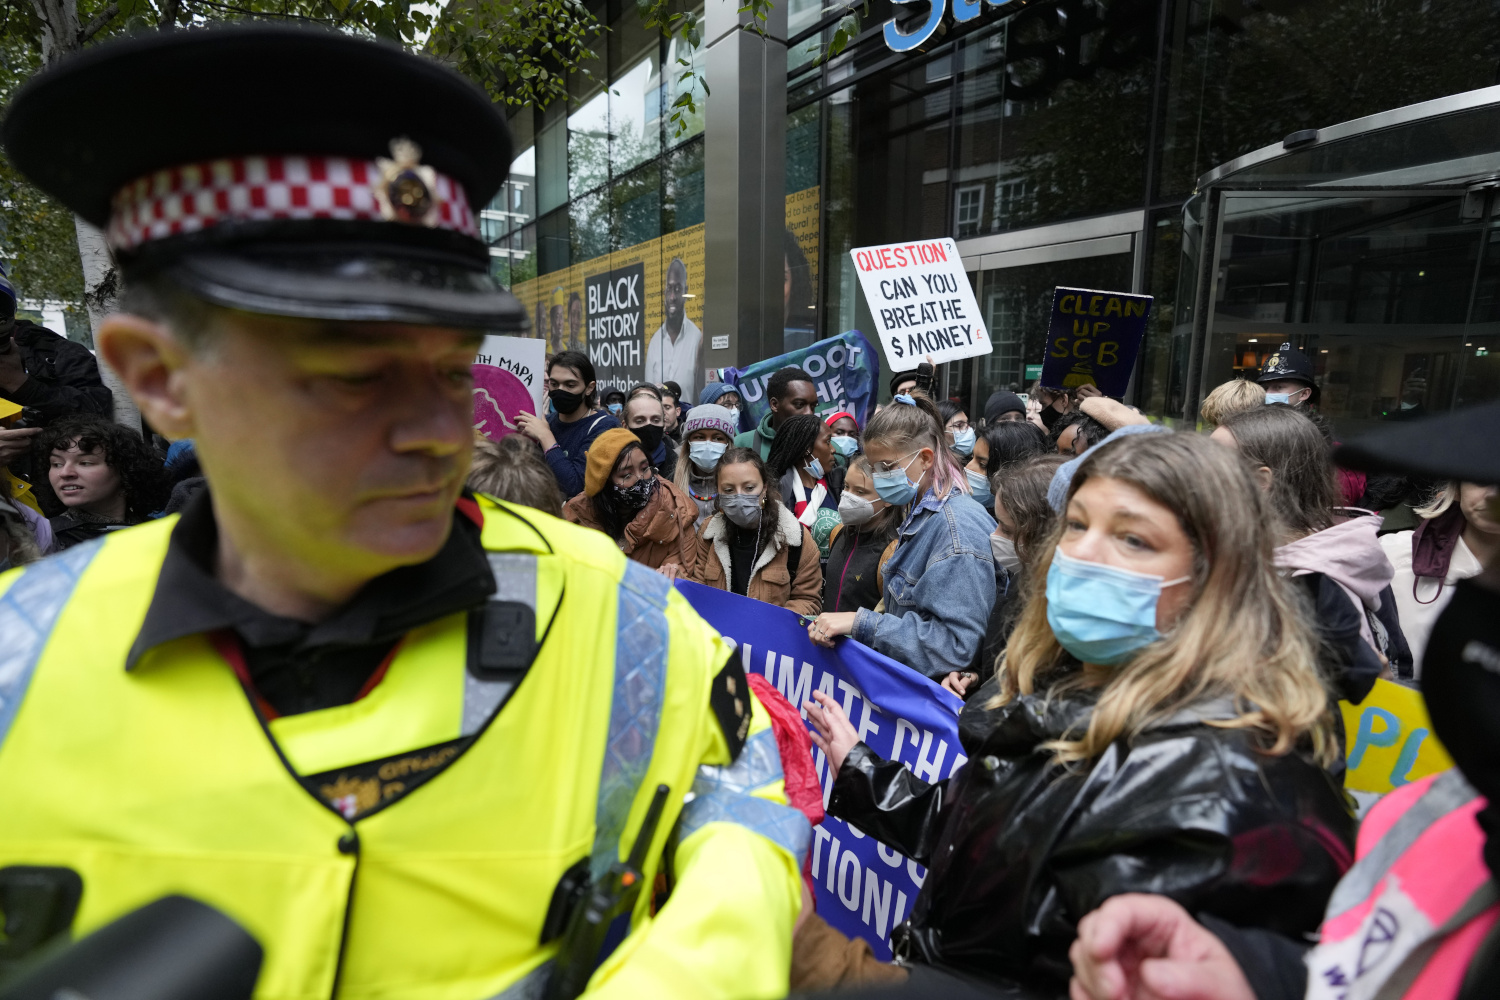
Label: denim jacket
xmin=851 ymin=487 xmax=996 ymax=678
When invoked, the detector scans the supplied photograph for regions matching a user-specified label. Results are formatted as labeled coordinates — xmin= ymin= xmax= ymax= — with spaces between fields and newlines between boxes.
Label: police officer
xmin=0 ymin=26 xmax=805 ymax=999
xmin=1255 ymin=341 xmax=1318 ymax=407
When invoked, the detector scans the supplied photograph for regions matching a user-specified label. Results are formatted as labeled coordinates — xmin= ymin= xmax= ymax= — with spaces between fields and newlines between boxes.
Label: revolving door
xmin=1169 ymin=86 xmax=1500 ymax=431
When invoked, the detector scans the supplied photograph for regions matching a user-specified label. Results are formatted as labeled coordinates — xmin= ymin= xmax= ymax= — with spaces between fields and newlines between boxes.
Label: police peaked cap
xmin=1256 ymin=342 xmax=1316 ymax=386
xmin=1335 ymin=400 xmax=1500 ymax=485
xmin=2 ymin=25 xmax=526 ymax=330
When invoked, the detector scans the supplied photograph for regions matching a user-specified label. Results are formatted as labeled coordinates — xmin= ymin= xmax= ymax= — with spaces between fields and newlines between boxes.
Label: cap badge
xmin=1266 ymin=354 xmax=1282 ymax=369
xmin=375 ymin=138 xmax=438 ymax=227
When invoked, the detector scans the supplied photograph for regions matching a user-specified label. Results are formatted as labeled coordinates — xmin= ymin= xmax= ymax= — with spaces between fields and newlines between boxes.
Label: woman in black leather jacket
xmin=806 ymin=432 xmax=1355 ymax=996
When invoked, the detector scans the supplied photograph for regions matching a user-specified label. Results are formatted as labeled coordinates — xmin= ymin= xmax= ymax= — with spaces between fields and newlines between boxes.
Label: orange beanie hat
xmin=584 ymin=427 xmax=642 ymax=497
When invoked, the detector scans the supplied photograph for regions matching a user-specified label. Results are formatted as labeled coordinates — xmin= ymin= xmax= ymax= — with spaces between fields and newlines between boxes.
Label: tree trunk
xmin=27 ymin=0 xmax=137 ymax=428
xmin=74 ymin=216 xmax=139 ymax=429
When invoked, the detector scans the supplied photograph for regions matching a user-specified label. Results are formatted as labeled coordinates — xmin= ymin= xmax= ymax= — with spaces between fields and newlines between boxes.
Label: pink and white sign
xmin=472 ymin=335 xmax=546 ymax=441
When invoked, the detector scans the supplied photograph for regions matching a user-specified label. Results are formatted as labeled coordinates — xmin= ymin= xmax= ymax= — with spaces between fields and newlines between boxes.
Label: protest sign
xmin=1039 ymin=288 xmax=1152 ymax=397
xmin=586 ymin=262 xmax=648 ymax=394
xmin=472 ymin=335 xmax=546 ymax=441
xmin=1339 ymin=679 xmax=1453 ymax=795
xmin=722 ymin=331 xmax=880 ymax=434
xmin=849 ymin=238 xmax=990 ymax=373
xmin=674 ymin=580 xmax=964 ymax=958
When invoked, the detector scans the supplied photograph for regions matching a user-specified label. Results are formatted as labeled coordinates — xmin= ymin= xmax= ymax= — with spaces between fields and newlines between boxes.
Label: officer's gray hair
xmin=116 ymin=269 xmax=224 ymax=352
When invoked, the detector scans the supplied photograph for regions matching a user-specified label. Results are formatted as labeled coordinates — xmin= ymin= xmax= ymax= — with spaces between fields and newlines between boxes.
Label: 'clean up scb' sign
xmin=1039 ymin=287 xmax=1152 ymax=397
xmin=851 ymin=239 xmax=990 ymax=373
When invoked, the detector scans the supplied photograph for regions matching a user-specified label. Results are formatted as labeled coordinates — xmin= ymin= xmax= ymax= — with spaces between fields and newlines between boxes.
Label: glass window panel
xmin=1200 ymin=192 xmax=1500 ymax=435
xmin=536 ymin=108 xmax=569 ymax=216
xmin=508 ymin=224 xmax=538 ymax=289
xmin=607 ymin=55 xmax=663 ymax=177
xmin=664 ymin=137 xmax=705 ymax=232
xmin=787 ymin=0 xmax=822 ymax=74
xmin=973 ymin=252 xmax=1135 ymax=407
xmin=986 ymin=1 xmax=1154 ymax=230
xmin=787 ymin=102 xmax=821 ymax=194
xmin=568 ymin=88 xmax=611 ymax=199
xmin=1156 ymin=0 xmax=1500 ymax=201
xmin=665 ymin=21 xmax=706 ymax=147
xmin=536 ymin=208 xmax=570 ymax=277
xmin=1137 ymin=211 xmax=1191 ymax=419
xmin=571 ymin=188 xmax=610 ymax=264
xmin=612 ymin=160 xmax=662 ymax=250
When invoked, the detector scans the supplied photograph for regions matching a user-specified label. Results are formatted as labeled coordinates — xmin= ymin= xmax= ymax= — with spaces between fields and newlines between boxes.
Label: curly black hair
xmin=32 ymin=415 xmax=170 ymax=521
xmin=765 ymin=413 xmax=824 ymax=480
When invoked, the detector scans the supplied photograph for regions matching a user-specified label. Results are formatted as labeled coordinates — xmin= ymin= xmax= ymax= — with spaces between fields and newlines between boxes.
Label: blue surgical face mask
xmin=1264 ymin=392 xmax=1291 ymax=406
xmin=831 ymin=435 xmax=859 ymax=457
xmin=608 ymin=402 xmax=623 ymax=416
xmin=804 ymin=456 xmax=825 ymax=480
xmin=951 ymin=427 xmax=976 ymax=457
xmin=872 ymin=452 xmax=921 ymax=506
xmin=964 ymin=468 xmax=993 ymax=510
xmin=689 ymin=440 xmax=727 ymax=472
xmin=1044 ymin=549 xmax=1191 ymax=666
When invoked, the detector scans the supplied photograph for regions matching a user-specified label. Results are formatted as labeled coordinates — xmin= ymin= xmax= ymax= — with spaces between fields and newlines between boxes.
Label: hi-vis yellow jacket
xmin=0 ymin=495 xmax=808 ymax=1000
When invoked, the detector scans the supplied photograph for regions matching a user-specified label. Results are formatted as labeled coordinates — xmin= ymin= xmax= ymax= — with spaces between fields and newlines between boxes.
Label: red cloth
xmin=823 ymin=410 xmax=857 ymax=428
xmin=747 ymin=672 xmax=825 ymax=828
xmin=1336 ymin=466 xmax=1367 ymax=507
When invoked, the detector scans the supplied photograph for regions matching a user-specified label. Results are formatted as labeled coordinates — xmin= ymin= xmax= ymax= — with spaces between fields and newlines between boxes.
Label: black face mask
xmin=613 ymin=476 xmax=656 ymax=513
xmin=633 ymin=424 xmax=665 ymax=455
xmin=549 ymin=388 xmax=585 ymax=415
xmin=1039 ymin=402 xmax=1063 ymax=431
xmin=1422 ymin=579 xmax=1500 ymax=878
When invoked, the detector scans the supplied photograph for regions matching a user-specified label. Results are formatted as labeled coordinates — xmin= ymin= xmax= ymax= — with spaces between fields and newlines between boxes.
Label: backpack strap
xmin=786 ymin=530 xmax=802 ymax=579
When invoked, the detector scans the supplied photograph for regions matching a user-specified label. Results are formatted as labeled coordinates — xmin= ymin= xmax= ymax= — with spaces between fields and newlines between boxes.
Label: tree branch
xmin=77 ymin=2 xmax=119 ymax=44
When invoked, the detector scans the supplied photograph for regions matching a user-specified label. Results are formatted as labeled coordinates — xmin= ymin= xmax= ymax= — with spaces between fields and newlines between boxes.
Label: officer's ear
xmin=96 ymin=313 xmax=196 ymax=440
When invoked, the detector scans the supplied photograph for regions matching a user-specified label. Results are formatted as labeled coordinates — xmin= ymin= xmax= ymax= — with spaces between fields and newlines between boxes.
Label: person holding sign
xmin=519 ymin=349 xmax=621 ymax=499
xmin=805 ymin=431 xmax=1352 ymax=997
xmin=806 ymin=392 xmax=996 ymax=681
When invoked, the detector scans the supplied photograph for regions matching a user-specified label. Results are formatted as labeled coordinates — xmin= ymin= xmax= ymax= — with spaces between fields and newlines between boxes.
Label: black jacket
xmin=5 ymin=321 xmax=113 ymax=422
xmin=827 ymin=672 xmax=1355 ymax=995
xmin=822 ymin=518 xmax=898 ymax=614
xmin=969 ymin=564 xmax=1018 ymax=681
xmin=48 ymin=510 xmax=132 ymax=551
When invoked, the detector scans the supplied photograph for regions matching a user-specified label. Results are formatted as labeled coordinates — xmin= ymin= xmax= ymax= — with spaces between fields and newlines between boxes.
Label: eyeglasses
xmin=871 ymin=450 xmax=920 ymax=475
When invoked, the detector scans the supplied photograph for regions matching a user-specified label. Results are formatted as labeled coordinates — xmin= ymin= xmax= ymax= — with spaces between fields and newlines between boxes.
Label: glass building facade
xmin=492 ymin=0 xmax=1500 ymax=420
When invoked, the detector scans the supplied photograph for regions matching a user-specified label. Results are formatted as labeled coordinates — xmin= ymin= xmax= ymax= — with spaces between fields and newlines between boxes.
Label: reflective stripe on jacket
xmin=1306 ymin=769 xmax=1499 ymax=1000
xmin=0 ymin=496 xmax=806 ymax=1000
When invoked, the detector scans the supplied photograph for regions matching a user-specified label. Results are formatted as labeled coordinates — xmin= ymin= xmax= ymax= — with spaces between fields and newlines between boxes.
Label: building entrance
xmin=1172 ymin=87 xmax=1500 ymax=429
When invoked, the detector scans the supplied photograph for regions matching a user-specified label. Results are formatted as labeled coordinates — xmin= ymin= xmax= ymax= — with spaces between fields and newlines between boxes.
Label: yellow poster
xmin=510 ymin=187 xmax=821 ymax=401
xmin=1339 ymin=678 xmax=1454 ymax=795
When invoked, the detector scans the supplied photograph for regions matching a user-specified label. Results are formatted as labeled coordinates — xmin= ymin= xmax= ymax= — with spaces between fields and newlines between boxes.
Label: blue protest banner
xmin=722 ymin=330 xmax=880 ymax=434
xmin=1039 ymin=287 xmax=1153 ymax=397
xmin=673 ymin=580 xmax=964 ymax=959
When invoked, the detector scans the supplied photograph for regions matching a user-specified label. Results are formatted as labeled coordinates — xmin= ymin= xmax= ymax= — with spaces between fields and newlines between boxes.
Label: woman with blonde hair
xmin=803 ymin=431 xmax=1352 ymax=995
xmin=1199 ymin=377 xmax=1266 ymax=426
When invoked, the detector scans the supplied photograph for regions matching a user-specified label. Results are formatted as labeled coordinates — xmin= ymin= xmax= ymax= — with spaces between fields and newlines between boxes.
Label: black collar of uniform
xmin=126 ymin=487 xmax=495 ymax=669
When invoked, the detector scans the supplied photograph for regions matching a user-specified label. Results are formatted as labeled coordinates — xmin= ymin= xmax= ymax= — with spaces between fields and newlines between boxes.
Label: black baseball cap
xmin=2 ymin=25 xmax=525 ymax=331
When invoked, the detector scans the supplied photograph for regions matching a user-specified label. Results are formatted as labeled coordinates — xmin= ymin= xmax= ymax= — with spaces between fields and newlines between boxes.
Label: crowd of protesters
xmin=4 ymin=278 xmax=1500 ymax=1000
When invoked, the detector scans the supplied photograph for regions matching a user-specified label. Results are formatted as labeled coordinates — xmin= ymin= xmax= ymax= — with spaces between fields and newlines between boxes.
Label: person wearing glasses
xmin=806 ymin=391 xmax=996 ymax=687
xmin=562 ymin=427 xmax=698 ymax=580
